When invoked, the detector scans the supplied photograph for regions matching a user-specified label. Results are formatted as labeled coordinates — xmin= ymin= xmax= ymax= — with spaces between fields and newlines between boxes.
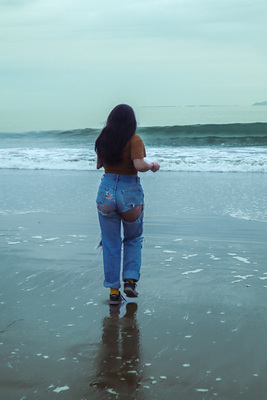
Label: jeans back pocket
xmin=122 ymin=188 xmax=144 ymax=208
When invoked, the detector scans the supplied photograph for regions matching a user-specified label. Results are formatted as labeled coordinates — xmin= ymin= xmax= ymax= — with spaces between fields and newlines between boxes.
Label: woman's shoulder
xmin=130 ymin=134 xmax=143 ymax=144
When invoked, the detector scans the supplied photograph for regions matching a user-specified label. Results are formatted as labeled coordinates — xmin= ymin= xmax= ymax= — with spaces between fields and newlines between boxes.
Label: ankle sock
xmin=125 ymin=279 xmax=135 ymax=284
xmin=110 ymin=288 xmax=119 ymax=296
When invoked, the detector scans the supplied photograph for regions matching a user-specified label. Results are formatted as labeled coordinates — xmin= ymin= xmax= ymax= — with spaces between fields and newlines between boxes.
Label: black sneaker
xmin=124 ymin=280 xmax=138 ymax=297
xmin=109 ymin=291 xmax=124 ymax=305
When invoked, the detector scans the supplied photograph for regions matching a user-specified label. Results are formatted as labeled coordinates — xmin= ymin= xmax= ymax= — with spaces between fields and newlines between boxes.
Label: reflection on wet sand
xmin=90 ymin=302 xmax=141 ymax=399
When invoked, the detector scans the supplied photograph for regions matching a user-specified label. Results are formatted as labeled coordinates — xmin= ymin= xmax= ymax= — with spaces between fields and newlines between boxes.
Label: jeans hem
xmin=123 ymin=271 xmax=140 ymax=282
xmin=103 ymin=279 xmax=121 ymax=289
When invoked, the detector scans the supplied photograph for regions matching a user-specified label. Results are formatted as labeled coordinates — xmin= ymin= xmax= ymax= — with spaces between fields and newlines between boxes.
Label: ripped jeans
xmin=96 ymin=174 xmax=144 ymax=289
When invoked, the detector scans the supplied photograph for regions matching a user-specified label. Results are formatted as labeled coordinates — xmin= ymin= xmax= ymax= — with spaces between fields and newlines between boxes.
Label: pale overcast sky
xmin=0 ymin=0 xmax=266 ymax=131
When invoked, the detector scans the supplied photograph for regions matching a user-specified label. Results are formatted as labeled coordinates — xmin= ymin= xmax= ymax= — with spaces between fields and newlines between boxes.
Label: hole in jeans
xmin=98 ymin=205 xmax=112 ymax=214
xmin=121 ymin=205 xmax=143 ymax=222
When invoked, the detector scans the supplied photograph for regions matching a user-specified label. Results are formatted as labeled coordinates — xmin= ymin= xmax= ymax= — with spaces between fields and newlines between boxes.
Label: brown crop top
xmin=96 ymin=134 xmax=146 ymax=176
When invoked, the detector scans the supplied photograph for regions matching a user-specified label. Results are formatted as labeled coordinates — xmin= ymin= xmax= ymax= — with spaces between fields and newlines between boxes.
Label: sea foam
xmin=1 ymin=146 xmax=266 ymax=172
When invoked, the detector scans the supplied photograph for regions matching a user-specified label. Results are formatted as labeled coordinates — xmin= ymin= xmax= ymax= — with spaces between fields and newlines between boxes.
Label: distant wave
xmin=138 ymin=123 xmax=267 ymax=147
xmin=1 ymin=122 xmax=267 ymax=148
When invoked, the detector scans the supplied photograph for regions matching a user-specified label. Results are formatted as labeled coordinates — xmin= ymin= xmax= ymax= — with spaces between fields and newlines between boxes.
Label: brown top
xmin=97 ymin=134 xmax=146 ymax=176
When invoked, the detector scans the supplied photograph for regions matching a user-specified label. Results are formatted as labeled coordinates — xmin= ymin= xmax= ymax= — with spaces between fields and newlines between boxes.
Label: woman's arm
xmin=133 ymin=158 xmax=160 ymax=173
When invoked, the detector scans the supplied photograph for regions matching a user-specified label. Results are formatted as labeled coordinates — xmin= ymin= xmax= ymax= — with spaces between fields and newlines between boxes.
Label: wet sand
xmin=0 ymin=170 xmax=267 ymax=399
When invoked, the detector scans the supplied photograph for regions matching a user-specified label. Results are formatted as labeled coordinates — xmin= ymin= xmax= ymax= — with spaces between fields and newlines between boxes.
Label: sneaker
xmin=124 ymin=280 xmax=138 ymax=297
xmin=109 ymin=291 xmax=124 ymax=305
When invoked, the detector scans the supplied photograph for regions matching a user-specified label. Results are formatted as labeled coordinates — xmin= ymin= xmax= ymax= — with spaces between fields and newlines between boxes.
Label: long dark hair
xmin=95 ymin=104 xmax=137 ymax=165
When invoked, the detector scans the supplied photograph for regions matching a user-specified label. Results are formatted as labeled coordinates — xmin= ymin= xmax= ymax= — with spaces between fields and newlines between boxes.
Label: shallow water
xmin=0 ymin=170 xmax=267 ymax=399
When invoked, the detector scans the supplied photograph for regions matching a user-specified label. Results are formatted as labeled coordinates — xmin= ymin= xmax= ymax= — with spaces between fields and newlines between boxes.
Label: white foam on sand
xmin=233 ymin=256 xmax=250 ymax=264
xmin=53 ymin=386 xmax=70 ymax=393
xmin=182 ymin=269 xmax=203 ymax=275
xmin=144 ymin=309 xmax=152 ymax=315
xmin=182 ymin=254 xmax=197 ymax=259
xmin=209 ymin=254 xmax=221 ymax=261
xmin=106 ymin=389 xmax=118 ymax=395
xmin=165 ymin=257 xmax=174 ymax=262
xmin=68 ymin=234 xmax=87 ymax=238
xmin=26 ymin=274 xmax=36 ymax=281
xmin=234 ymin=274 xmax=254 ymax=280
xmin=228 ymin=254 xmax=251 ymax=264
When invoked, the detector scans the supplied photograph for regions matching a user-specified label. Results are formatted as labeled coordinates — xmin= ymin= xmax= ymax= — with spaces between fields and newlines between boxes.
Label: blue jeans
xmin=96 ymin=174 xmax=144 ymax=289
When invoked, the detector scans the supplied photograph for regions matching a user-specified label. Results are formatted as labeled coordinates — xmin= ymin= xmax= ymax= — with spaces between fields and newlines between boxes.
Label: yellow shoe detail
xmin=126 ymin=279 xmax=135 ymax=284
xmin=110 ymin=288 xmax=119 ymax=296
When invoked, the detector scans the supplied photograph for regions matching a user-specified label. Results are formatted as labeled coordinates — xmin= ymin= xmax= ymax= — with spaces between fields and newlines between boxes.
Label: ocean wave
xmin=1 ymin=146 xmax=267 ymax=173
xmin=149 ymin=147 xmax=267 ymax=172
xmin=0 ymin=148 xmax=94 ymax=171
xmin=1 ymin=122 xmax=267 ymax=148
xmin=139 ymin=123 xmax=267 ymax=147
xmin=225 ymin=208 xmax=267 ymax=223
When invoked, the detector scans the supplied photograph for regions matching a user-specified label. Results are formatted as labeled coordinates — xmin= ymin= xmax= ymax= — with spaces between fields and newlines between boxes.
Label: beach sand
xmin=0 ymin=170 xmax=267 ymax=399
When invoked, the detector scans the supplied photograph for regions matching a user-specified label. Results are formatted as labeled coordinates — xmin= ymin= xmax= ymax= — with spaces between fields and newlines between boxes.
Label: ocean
xmin=0 ymin=105 xmax=267 ymax=173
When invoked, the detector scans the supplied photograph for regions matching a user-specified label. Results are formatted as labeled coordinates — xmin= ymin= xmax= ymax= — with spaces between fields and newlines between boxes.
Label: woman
xmin=95 ymin=104 xmax=160 ymax=305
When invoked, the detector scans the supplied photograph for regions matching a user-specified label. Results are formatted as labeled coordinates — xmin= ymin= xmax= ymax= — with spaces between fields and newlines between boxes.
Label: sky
xmin=0 ymin=0 xmax=267 ymax=131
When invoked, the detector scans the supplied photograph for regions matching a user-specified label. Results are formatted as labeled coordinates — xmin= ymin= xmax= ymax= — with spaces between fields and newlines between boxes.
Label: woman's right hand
xmin=133 ymin=158 xmax=160 ymax=173
xmin=151 ymin=161 xmax=160 ymax=172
